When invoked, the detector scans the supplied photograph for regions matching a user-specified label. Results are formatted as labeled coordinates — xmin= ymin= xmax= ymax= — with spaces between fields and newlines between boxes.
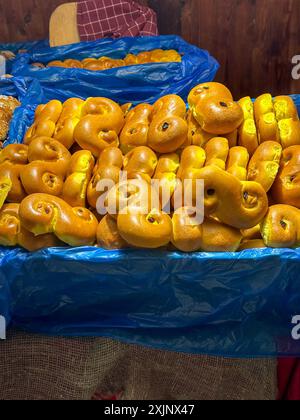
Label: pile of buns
xmin=0 ymin=95 xmax=20 ymax=145
xmin=32 ymin=49 xmax=182 ymax=71
xmin=1 ymin=82 xmax=300 ymax=253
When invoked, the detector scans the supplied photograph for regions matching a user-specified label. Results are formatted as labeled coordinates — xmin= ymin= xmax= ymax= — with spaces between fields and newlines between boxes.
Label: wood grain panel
xmin=1 ymin=0 xmax=300 ymax=97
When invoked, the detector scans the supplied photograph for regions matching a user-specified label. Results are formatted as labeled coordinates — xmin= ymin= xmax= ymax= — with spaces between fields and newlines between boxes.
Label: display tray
xmin=11 ymin=35 xmax=219 ymax=105
xmin=1 ymin=82 xmax=300 ymax=357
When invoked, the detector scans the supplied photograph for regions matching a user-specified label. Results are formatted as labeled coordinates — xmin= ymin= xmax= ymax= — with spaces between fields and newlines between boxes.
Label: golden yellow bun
xmin=137 ymin=51 xmax=151 ymax=64
xmin=87 ymin=147 xmax=123 ymax=209
xmin=171 ymin=208 xmax=242 ymax=253
xmin=0 ymin=178 xmax=12 ymax=209
xmin=205 ymin=137 xmax=229 ymax=170
xmin=64 ymin=59 xmax=83 ymax=69
xmin=120 ymin=103 xmax=133 ymax=117
xmin=153 ymin=153 xmax=180 ymax=210
xmin=19 ymin=194 xmax=98 ymax=247
xmin=171 ymin=207 xmax=202 ymax=252
xmin=74 ymin=98 xmax=124 ymax=157
xmin=148 ymin=95 xmax=188 ymax=153
xmin=62 ymin=151 xmax=95 ymax=207
xmin=188 ymin=82 xmax=233 ymax=110
xmin=105 ymin=180 xmax=158 ymax=218
xmin=20 ymin=137 xmax=71 ymax=196
xmin=261 ymin=204 xmax=300 ymax=248
xmin=186 ymin=110 xmax=215 ymax=147
xmin=97 ymin=214 xmax=128 ymax=250
xmin=193 ymin=97 xmax=244 ymax=135
xmin=150 ymin=49 xmax=181 ymax=63
xmin=247 ymin=141 xmax=282 ymax=192
xmin=54 ymin=98 xmax=84 ymax=149
xmin=0 ymin=203 xmax=61 ymax=251
xmin=274 ymin=96 xmax=299 ymax=121
xmin=177 ymin=146 xmax=206 ymax=180
xmin=226 ymin=146 xmax=250 ymax=181
xmin=241 ymin=225 xmax=262 ymax=240
xmin=199 ymin=217 xmax=242 ymax=252
xmin=257 ymin=112 xmax=280 ymax=143
xmin=226 ymin=129 xmax=238 ymax=148
xmin=254 ymin=94 xmax=274 ymax=125
xmin=238 ymin=119 xmax=259 ymax=156
xmin=0 ymin=144 xmax=29 ymax=203
xmin=239 ymin=240 xmax=266 ymax=251
xmin=238 ymin=97 xmax=259 ymax=156
xmin=48 ymin=61 xmax=66 ymax=68
xmin=238 ymin=96 xmax=254 ymax=120
xmin=124 ymin=54 xmax=139 ymax=66
xmin=24 ymin=100 xmax=63 ymax=144
xmin=123 ymin=146 xmax=158 ymax=178
xmin=271 ymin=145 xmax=300 ymax=208
xmin=191 ymin=165 xmax=268 ymax=229
xmin=278 ymin=119 xmax=300 ymax=149
xmin=119 ymin=103 xmax=152 ymax=154
xmin=118 ymin=209 xmax=172 ymax=249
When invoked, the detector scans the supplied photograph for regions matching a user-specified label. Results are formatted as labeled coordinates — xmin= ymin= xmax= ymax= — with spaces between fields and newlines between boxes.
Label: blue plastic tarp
xmin=11 ymin=36 xmax=219 ymax=105
xmin=4 ymin=247 xmax=300 ymax=357
xmin=1 ymin=78 xmax=300 ymax=357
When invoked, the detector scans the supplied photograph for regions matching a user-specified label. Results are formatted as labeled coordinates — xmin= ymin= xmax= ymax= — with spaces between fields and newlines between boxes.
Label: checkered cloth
xmin=77 ymin=0 xmax=159 ymax=41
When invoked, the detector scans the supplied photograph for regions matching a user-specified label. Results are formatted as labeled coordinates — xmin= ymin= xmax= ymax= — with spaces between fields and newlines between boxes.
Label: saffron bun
xmin=192 ymin=165 xmax=269 ymax=229
xmin=54 ymin=98 xmax=84 ymax=149
xmin=153 ymin=153 xmax=180 ymax=210
xmin=226 ymin=146 xmax=250 ymax=181
xmin=117 ymin=208 xmax=173 ymax=249
xmin=238 ymin=96 xmax=259 ymax=156
xmin=188 ymin=82 xmax=233 ymax=111
xmin=278 ymin=119 xmax=300 ymax=149
xmin=171 ymin=207 xmax=242 ymax=253
xmin=261 ymin=204 xmax=300 ymax=248
xmin=0 ymin=144 xmax=29 ymax=203
xmin=247 ymin=141 xmax=282 ymax=192
xmin=177 ymin=145 xmax=206 ymax=183
xmin=0 ymin=203 xmax=61 ymax=251
xmin=123 ymin=146 xmax=158 ymax=179
xmin=271 ymin=145 xmax=300 ymax=208
xmin=62 ymin=150 xmax=95 ymax=207
xmin=186 ymin=110 xmax=214 ymax=148
xmin=119 ymin=104 xmax=152 ymax=154
xmin=74 ymin=98 xmax=124 ymax=157
xmin=24 ymin=100 xmax=63 ymax=144
xmin=253 ymin=94 xmax=280 ymax=143
xmin=20 ymin=137 xmax=71 ymax=196
xmin=105 ymin=179 xmax=158 ymax=218
xmin=0 ymin=177 xmax=12 ymax=209
xmin=19 ymin=193 xmax=98 ymax=247
xmin=148 ymin=95 xmax=188 ymax=153
xmin=274 ymin=96 xmax=299 ymax=122
xmin=205 ymin=137 xmax=229 ymax=170
xmin=87 ymin=147 xmax=123 ymax=209
xmin=239 ymin=239 xmax=266 ymax=251
xmin=193 ymin=97 xmax=244 ymax=135
xmin=97 ymin=214 xmax=128 ymax=250
xmin=241 ymin=225 xmax=262 ymax=241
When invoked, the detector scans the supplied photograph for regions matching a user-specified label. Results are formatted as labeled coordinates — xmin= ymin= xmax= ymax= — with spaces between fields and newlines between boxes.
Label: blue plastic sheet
xmin=1 ymin=247 xmax=300 ymax=357
xmin=0 ymin=40 xmax=49 ymax=73
xmin=11 ymin=36 xmax=219 ymax=105
xmin=1 ymin=80 xmax=300 ymax=357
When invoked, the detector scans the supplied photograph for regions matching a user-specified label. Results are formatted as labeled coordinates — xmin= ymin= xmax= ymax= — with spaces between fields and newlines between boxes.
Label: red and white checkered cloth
xmin=77 ymin=0 xmax=159 ymax=41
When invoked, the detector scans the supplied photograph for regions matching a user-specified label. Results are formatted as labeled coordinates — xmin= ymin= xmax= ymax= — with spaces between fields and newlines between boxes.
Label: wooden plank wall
xmin=0 ymin=0 xmax=300 ymax=98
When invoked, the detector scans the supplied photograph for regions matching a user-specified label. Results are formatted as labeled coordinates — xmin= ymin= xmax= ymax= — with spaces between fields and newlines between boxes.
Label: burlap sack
xmin=0 ymin=330 xmax=277 ymax=400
